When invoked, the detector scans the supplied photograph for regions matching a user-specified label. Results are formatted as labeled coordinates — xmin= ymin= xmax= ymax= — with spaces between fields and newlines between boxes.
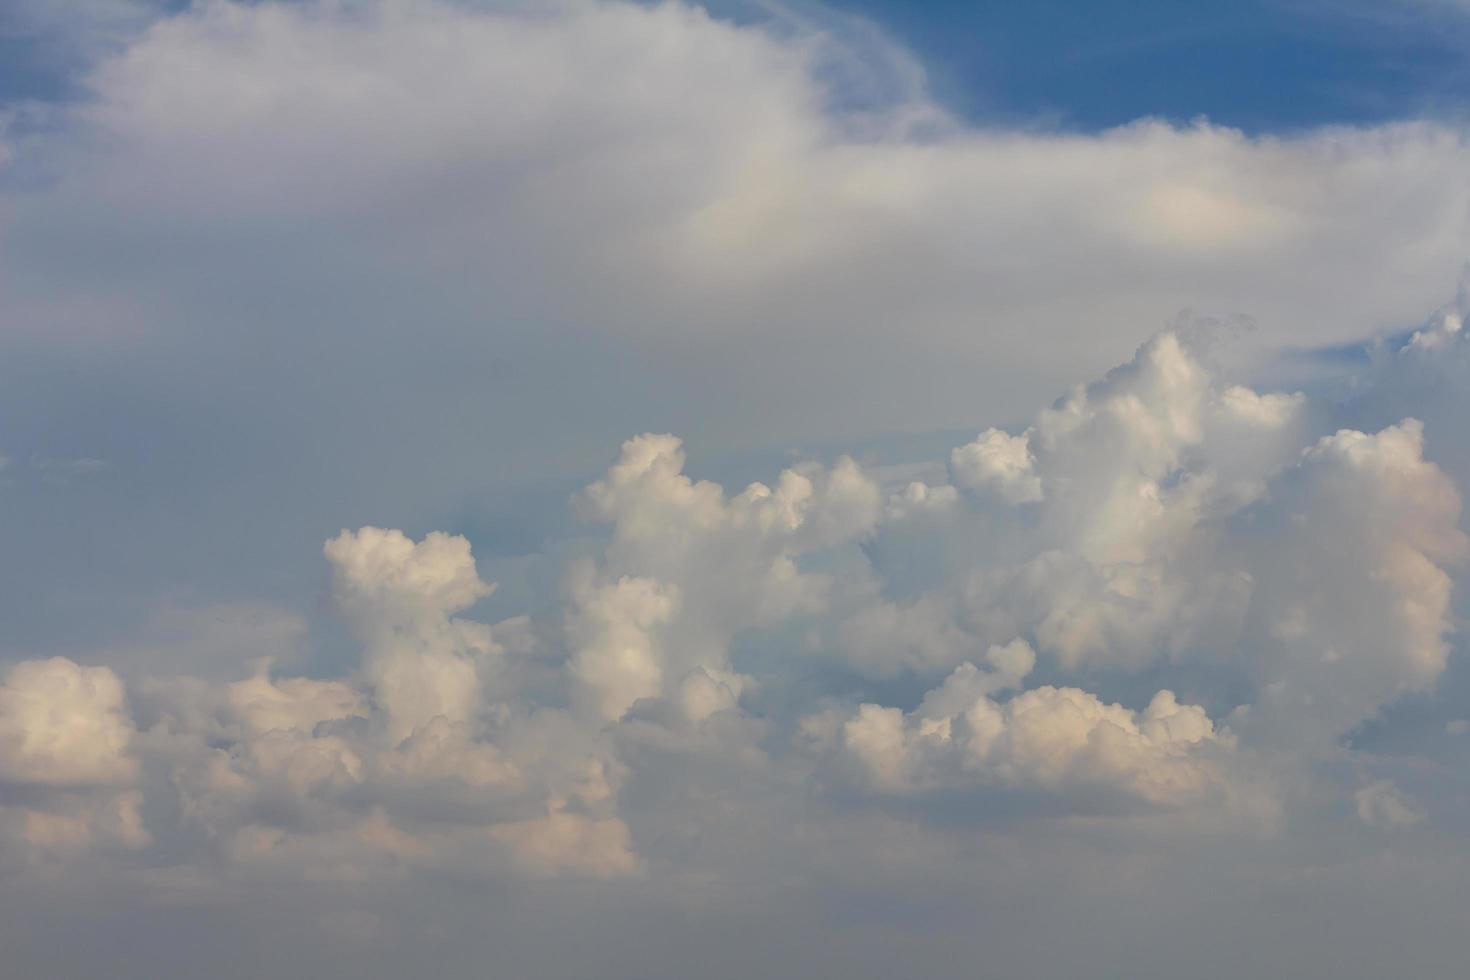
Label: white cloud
xmin=134 ymin=528 xmax=640 ymax=884
xmin=0 ymin=656 xmax=138 ymax=786
xmin=0 ymin=657 xmax=148 ymax=860
xmin=78 ymin=296 xmax=1460 ymax=890
xmin=566 ymin=568 xmax=679 ymax=723
xmin=71 ymin=287 xmax=1455 ymax=893
xmin=0 ymin=289 xmax=1466 ymax=965
xmin=807 ymin=316 xmax=1466 ymax=817
xmin=568 ymin=433 xmax=879 ymax=721
xmin=951 ymin=428 xmax=1042 ymax=504
xmin=807 ymin=640 xmax=1243 ymax=812
xmin=1242 ymin=419 xmax=1467 ymax=748
xmin=832 ymin=326 xmax=1307 ymax=681
xmin=6 ymin=0 xmax=1470 ymax=451
xmin=325 ymin=527 xmax=498 ymax=742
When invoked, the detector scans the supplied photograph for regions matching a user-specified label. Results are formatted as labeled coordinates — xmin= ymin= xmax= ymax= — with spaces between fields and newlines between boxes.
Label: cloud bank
xmin=7 ymin=287 xmax=1468 ymax=902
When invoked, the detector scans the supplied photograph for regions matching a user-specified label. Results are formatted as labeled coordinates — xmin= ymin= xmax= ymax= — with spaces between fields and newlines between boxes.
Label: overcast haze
xmin=4 ymin=2 xmax=1470 ymax=977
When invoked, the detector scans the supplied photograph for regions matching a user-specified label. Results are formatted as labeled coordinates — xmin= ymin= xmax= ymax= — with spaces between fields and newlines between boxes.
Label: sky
xmin=3 ymin=1 xmax=1470 ymax=977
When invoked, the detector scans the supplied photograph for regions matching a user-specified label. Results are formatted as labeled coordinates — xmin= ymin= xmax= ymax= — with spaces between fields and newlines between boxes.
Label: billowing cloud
xmin=568 ymin=433 xmax=879 ymax=721
xmin=0 ymin=657 xmax=147 ymax=860
xmin=950 ymin=428 xmax=1043 ymax=504
xmin=1240 ymin=419 xmax=1466 ymax=748
xmin=841 ymin=327 xmax=1310 ymax=684
xmin=9 ymin=293 xmax=1466 ymax=883
xmin=0 ymin=657 xmax=138 ymax=786
xmin=326 ymin=527 xmax=497 ymax=741
xmin=823 ymin=674 xmax=1236 ymax=810
xmin=140 ymin=529 xmax=640 ymax=884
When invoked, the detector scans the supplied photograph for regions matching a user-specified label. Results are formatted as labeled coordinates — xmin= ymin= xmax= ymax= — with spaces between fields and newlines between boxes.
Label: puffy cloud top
xmin=0 ymin=657 xmax=138 ymax=787
xmin=811 ymin=640 xmax=1237 ymax=811
xmin=325 ymin=527 xmax=493 ymax=623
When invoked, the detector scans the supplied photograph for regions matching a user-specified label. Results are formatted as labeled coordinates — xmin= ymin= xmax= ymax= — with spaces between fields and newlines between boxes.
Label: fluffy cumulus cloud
xmin=846 ymin=682 xmax=1231 ymax=804
xmin=0 ymin=299 xmax=1466 ymax=976
xmin=951 ymin=428 xmax=1043 ymax=504
xmin=6 ymin=291 xmax=1468 ymax=890
xmin=139 ymin=528 xmax=640 ymax=884
xmin=0 ymin=658 xmax=147 ymax=860
xmin=840 ymin=328 xmax=1311 ymax=682
xmin=568 ymin=433 xmax=879 ymax=721
xmin=1241 ymin=419 xmax=1467 ymax=748
xmin=325 ymin=527 xmax=496 ymax=741
xmin=804 ymin=640 xmax=1242 ymax=814
xmin=0 ymin=657 xmax=138 ymax=786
